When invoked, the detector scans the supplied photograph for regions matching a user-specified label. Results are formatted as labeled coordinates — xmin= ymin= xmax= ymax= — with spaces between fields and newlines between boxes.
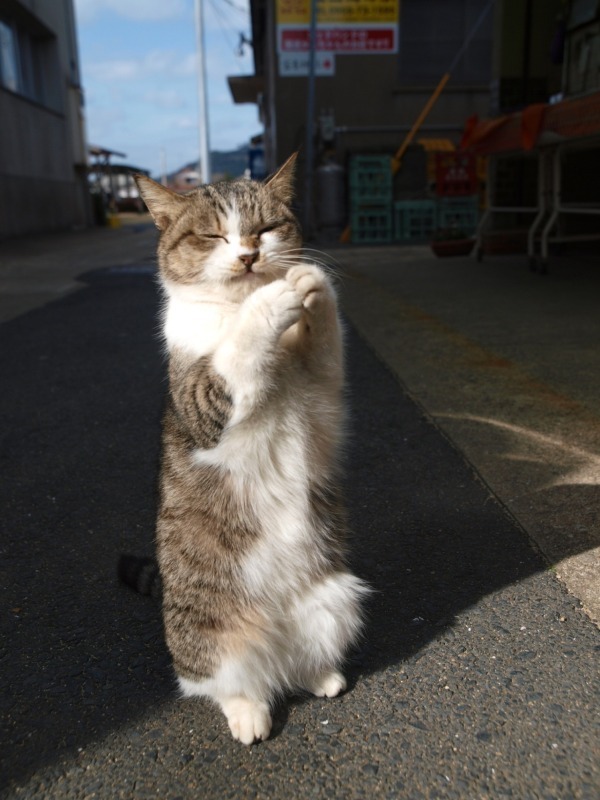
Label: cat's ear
xmin=134 ymin=174 xmax=186 ymax=231
xmin=264 ymin=152 xmax=298 ymax=204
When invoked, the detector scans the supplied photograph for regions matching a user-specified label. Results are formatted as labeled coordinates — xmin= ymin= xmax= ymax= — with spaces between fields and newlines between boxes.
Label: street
xmin=0 ymin=243 xmax=598 ymax=799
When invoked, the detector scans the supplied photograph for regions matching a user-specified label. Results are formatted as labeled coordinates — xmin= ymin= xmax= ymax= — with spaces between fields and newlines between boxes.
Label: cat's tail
xmin=118 ymin=554 xmax=162 ymax=600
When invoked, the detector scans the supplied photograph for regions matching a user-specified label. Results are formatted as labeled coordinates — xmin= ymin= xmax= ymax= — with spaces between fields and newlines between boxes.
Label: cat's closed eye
xmin=183 ymin=233 xmax=229 ymax=245
xmin=258 ymin=223 xmax=281 ymax=237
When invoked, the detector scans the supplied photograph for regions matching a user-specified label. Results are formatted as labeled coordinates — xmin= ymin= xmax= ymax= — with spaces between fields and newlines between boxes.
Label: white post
xmin=194 ymin=0 xmax=211 ymax=184
xmin=303 ymin=0 xmax=318 ymax=237
xmin=160 ymin=148 xmax=168 ymax=186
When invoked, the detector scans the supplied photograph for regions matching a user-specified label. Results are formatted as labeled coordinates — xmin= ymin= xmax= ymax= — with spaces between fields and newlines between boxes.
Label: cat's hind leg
xmin=179 ymin=647 xmax=277 ymax=745
xmin=308 ymin=670 xmax=347 ymax=698
xmin=288 ymin=571 xmax=368 ymax=697
xmin=179 ymin=674 xmax=273 ymax=745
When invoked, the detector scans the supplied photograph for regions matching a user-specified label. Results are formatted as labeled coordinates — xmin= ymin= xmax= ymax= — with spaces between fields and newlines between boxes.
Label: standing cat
xmin=134 ymin=154 xmax=368 ymax=745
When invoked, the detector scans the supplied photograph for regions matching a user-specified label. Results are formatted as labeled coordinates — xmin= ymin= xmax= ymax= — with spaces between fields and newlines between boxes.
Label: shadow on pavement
xmin=0 ymin=269 xmax=172 ymax=790
xmin=344 ymin=324 xmax=550 ymax=670
xmin=0 ymin=269 xmax=595 ymax=790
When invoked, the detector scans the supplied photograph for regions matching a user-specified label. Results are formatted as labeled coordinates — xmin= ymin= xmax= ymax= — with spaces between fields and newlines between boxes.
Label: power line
xmin=446 ymin=0 xmax=496 ymax=75
xmin=206 ymin=0 xmax=251 ymax=72
xmin=216 ymin=0 xmax=248 ymax=17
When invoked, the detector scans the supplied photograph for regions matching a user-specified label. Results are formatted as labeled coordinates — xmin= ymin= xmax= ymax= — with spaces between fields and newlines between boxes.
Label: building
xmin=229 ymin=0 xmax=495 ymax=223
xmin=230 ymin=0 xmax=600 ymax=251
xmin=0 ymin=0 xmax=90 ymax=238
xmin=87 ymin=146 xmax=150 ymax=221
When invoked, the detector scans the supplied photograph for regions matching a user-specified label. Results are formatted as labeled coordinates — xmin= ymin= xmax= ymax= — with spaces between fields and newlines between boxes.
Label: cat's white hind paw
xmin=310 ymin=670 xmax=347 ymax=698
xmin=220 ymin=696 xmax=272 ymax=745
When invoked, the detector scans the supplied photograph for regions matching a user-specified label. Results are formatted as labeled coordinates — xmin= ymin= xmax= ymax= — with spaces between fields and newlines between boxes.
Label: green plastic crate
xmin=349 ymin=154 xmax=392 ymax=174
xmin=349 ymin=155 xmax=392 ymax=205
xmin=437 ymin=196 xmax=479 ymax=235
xmin=351 ymin=205 xmax=392 ymax=244
xmin=394 ymin=200 xmax=437 ymax=242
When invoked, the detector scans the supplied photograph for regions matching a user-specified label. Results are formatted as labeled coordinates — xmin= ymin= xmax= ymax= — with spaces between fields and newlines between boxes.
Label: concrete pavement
xmin=333 ymin=244 xmax=600 ymax=626
xmin=0 ymin=223 xmax=599 ymax=798
xmin=0 ymin=215 xmax=157 ymax=323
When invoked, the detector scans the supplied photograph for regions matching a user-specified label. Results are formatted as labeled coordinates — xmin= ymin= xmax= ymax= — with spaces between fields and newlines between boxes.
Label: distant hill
xmin=166 ymin=146 xmax=249 ymax=184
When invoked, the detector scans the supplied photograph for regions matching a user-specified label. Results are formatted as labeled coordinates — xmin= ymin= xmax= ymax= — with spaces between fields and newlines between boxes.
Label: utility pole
xmin=194 ymin=0 xmax=211 ymax=184
xmin=302 ymin=0 xmax=318 ymax=237
xmin=160 ymin=148 xmax=168 ymax=186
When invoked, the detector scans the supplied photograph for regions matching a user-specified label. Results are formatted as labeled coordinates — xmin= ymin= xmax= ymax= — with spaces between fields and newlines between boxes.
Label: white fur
xmin=162 ymin=287 xmax=231 ymax=357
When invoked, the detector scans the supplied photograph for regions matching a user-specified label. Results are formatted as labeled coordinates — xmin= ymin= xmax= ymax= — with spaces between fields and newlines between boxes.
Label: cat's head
xmin=135 ymin=154 xmax=302 ymax=300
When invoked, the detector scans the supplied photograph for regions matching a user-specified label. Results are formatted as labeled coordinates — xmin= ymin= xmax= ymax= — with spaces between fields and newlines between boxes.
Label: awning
xmin=460 ymin=90 xmax=600 ymax=155
xmin=227 ymin=75 xmax=264 ymax=105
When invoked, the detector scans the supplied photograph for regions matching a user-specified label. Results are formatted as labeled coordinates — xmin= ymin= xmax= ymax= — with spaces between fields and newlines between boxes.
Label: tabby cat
xmin=133 ymin=154 xmax=367 ymax=745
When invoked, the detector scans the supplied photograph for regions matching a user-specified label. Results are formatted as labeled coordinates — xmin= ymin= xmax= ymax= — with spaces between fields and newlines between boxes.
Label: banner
xmin=277 ymin=1 xmax=399 ymax=25
xmin=276 ymin=0 xmax=399 ymax=55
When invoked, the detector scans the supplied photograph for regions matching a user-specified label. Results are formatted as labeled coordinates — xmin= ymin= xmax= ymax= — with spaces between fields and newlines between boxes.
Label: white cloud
xmin=145 ymin=90 xmax=186 ymax=110
xmin=75 ymin=0 xmax=186 ymax=25
xmin=87 ymin=59 xmax=139 ymax=81
xmin=86 ymin=50 xmax=197 ymax=83
xmin=173 ymin=53 xmax=198 ymax=77
xmin=174 ymin=116 xmax=198 ymax=130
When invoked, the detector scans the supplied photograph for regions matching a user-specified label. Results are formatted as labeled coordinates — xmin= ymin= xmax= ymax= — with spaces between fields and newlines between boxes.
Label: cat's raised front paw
xmin=220 ymin=696 xmax=272 ymax=745
xmin=286 ymin=264 xmax=332 ymax=314
xmin=256 ymin=279 xmax=303 ymax=336
xmin=310 ymin=670 xmax=347 ymax=698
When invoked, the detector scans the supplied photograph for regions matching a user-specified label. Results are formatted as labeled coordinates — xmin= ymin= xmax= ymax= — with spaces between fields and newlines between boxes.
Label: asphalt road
xmin=1 ymin=265 xmax=598 ymax=799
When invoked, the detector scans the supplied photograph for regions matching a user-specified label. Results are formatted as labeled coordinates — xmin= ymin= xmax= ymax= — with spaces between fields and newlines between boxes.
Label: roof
xmin=89 ymin=145 xmax=127 ymax=159
xmin=227 ymin=75 xmax=264 ymax=105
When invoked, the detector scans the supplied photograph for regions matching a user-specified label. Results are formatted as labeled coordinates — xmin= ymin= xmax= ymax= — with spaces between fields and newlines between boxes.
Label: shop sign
xmin=279 ymin=51 xmax=336 ymax=76
xmin=276 ymin=0 xmax=399 ymax=55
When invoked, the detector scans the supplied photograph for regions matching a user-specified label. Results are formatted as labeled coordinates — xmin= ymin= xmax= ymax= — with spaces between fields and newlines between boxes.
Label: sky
xmin=73 ymin=0 xmax=259 ymax=179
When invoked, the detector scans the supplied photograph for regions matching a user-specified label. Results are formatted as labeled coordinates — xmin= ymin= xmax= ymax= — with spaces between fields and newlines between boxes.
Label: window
xmin=0 ymin=15 xmax=60 ymax=109
xmin=0 ymin=20 xmax=19 ymax=92
xmin=568 ymin=0 xmax=600 ymax=30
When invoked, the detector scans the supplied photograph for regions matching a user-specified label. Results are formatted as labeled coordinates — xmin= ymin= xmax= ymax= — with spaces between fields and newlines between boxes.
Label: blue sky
xmin=74 ymin=0 xmax=259 ymax=178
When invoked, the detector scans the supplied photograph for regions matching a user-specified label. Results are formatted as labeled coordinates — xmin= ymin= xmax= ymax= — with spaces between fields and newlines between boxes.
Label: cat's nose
xmin=239 ymin=251 xmax=259 ymax=270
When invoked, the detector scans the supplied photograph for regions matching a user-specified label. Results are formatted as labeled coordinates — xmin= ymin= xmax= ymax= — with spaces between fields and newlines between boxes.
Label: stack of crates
xmin=393 ymin=199 xmax=437 ymax=243
xmin=437 ymin=196 xmax=479 ymax=236
xmin=349 ymin=155 xmax=393 ymax=244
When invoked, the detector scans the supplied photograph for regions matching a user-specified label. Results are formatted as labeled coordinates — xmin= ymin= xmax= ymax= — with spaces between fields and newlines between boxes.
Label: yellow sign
xmin=277 ymin=1 xmax=399 ymax=25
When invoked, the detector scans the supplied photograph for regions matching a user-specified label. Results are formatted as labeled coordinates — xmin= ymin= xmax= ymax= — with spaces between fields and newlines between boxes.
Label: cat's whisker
xmin=301 ymin=248 xmax=348 ymax=280
xmin=270 ymin=253 xmax=345 ymax=284
xmin=276 ymin=245 xmax=340 ymax=271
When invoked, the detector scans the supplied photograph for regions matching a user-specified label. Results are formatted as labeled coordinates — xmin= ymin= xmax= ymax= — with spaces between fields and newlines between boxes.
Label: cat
xmin=131 ymin=153 xmax=368 ymax=745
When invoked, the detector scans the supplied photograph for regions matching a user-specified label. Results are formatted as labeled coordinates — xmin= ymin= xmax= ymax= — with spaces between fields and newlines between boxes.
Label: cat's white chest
xmin=163 ymin=293 xmax=229 ymax=357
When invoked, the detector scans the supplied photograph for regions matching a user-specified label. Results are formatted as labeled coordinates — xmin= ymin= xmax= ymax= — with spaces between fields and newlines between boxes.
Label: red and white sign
xmin=278 ymin=26 xmax=397 ymax=54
